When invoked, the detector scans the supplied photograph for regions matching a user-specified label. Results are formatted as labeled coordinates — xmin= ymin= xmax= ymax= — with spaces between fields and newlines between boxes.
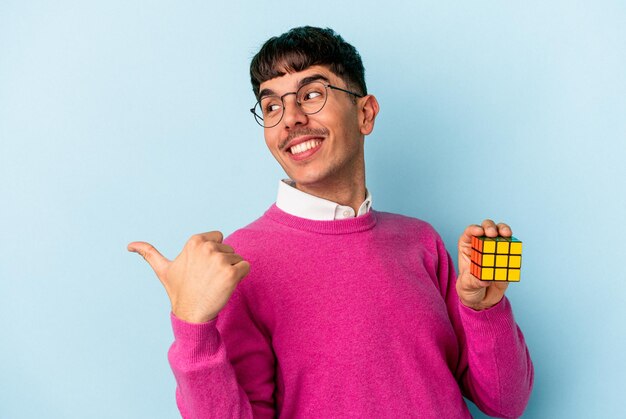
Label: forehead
xmin=258 ymin=65 xmax=338 ymax=93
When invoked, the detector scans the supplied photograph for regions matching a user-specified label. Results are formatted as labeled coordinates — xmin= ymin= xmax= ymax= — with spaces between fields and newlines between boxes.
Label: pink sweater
xmin=168 ymin=205 xmax=533 ymax=418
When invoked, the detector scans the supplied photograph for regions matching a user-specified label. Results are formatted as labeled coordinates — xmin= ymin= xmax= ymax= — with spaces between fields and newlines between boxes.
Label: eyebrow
xmin=298 ymin=74 xmax=330 ymax=87
xmin=258 ymin=74 xmax=331 ymax=99
xmin=258 ymin=87 xmax=277 ymax=99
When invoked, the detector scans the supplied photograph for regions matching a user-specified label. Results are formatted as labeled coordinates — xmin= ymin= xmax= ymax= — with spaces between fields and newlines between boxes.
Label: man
xmin=128 ymin=26 xmax=533 ymax=418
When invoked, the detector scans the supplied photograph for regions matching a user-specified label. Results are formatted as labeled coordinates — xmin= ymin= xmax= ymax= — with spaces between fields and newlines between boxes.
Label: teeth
xmin=290 ymin=140 xmax=321 ymax=154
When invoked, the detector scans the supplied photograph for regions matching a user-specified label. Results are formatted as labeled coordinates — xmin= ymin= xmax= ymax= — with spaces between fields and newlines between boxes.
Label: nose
xmin=281 ymin=94 xmax=308 ymax=128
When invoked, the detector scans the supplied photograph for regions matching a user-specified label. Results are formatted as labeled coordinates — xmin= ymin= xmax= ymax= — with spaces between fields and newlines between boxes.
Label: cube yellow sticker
xmin=470 ymin=236 xmax=523 ymax=282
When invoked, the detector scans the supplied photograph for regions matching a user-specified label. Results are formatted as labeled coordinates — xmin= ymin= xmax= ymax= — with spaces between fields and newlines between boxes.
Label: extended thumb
xmin=128 ymin=241 xmax=169 ymax=275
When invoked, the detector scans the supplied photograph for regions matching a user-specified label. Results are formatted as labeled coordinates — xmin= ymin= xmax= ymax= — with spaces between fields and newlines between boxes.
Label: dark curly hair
xmin=250 ymin=26 xmax=367 ymax=99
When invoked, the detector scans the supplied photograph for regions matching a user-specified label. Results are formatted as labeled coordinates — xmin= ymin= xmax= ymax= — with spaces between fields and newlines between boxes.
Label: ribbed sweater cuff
xmin=170 ymin=312 xmax=222 ymax=358
xmin=457 ymin=297 xmax=517 ymax=338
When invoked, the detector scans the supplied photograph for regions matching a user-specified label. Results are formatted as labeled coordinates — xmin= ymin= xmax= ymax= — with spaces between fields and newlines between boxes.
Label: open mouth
xmin=289 ymin=139 xmax=323 ymax=155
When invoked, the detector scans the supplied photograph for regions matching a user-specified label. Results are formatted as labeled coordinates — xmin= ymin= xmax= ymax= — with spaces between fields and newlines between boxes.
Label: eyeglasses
xmin=250 ymin=81 xmax=364 ymax=128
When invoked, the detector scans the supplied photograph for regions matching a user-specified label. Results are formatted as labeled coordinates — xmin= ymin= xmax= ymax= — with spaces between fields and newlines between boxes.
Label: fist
xmin=128 ymin=231 xmax=250 ymax=323
xmin=456 ymin=220 xmax=512 ymax=311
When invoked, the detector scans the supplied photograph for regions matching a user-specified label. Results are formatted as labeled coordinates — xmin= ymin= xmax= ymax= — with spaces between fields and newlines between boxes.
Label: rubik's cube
xmin=470 ymin=236 xmax=523 ymax=281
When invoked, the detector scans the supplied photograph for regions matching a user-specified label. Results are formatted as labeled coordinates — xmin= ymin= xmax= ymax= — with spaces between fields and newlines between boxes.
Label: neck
xmin=294 ymin=172 xmax=366 ymax=214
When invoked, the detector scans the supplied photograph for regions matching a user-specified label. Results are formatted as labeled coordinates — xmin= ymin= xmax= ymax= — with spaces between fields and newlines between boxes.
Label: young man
xmin=128 ymin=27 xmax=533 ymax=418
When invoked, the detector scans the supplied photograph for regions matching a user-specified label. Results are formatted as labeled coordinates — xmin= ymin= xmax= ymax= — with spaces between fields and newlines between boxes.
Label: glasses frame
xmin=250 ymin=81 xmax=364 ymax=128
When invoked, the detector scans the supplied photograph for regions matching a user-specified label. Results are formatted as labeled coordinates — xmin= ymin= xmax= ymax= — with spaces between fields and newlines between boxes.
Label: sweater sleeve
xmin=436 ymin=239 xmax=534 ymax=418
xmin=167 ymin=287 xmax=276 ymax=419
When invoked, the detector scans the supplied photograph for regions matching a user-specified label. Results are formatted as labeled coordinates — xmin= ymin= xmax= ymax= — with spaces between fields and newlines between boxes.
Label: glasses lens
xmin=256 ymin=96 xmax=283 ymax=128
xmin=297 ymin=82 xmax=327 ymax=115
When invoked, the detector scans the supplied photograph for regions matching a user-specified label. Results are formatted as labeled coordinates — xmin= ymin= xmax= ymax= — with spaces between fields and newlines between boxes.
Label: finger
xmin=232 ymin=260 xmax=251 ymax=279
xmin=193 ymin=231 xmax=224 ymax=244
xmin=215 ymin=243 xmax=235 ymax=253
xmin=127 ymin=241 xmax=170 ymax=277
xmin=199 ymin=241 xmax=235 ymax=254
xmin=471 ymin=274 xmax=493 ymax=289
xmin=456 ymin=271 xmax=489 ymax=309
xmin=218 ymin=253 xmax=244 ymax=265
xmin=481 ymin=219 xmax=498 ymax=237
xmin=458 ymin=271 xmax=508 ymax=310
xmin=496 ymin=222 xmax=512 ymax=237
xmin=459 ymin=224 xmax=484 ymax=248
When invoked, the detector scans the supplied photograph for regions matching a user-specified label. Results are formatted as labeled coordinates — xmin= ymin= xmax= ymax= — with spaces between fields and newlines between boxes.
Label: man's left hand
xmin=456 ymin=219 xmax=512 ymax=311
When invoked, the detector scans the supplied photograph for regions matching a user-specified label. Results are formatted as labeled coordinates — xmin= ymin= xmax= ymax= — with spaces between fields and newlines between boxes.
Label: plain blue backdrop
xmin=1 ymin=1 xmax=625 ymax=418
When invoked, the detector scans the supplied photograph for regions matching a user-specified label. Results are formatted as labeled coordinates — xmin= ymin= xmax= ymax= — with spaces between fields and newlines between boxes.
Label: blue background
xmin=1 ymin=1 xmax=625 ymax=417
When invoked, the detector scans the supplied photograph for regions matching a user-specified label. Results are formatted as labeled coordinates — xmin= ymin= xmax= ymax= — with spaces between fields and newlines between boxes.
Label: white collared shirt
xmin=276 ymin=179 xmax=372 ymax=221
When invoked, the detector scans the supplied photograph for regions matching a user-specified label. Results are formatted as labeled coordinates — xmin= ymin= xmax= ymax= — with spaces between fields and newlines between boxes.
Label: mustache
xmin=280 ymin=128 xmax=329 ymax=150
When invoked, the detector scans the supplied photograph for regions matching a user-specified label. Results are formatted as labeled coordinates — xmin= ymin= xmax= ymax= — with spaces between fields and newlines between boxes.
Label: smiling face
xmin=259 ymin=65 xmax=378 ymax=195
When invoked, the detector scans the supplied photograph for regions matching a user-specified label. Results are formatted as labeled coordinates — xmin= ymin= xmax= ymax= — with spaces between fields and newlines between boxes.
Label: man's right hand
xmin=127 ymin=232 xmax=250 ymax=324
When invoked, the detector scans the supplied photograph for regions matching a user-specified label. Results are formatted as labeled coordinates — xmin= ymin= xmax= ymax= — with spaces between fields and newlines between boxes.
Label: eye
xmin=266 ymin=103 xmax=281 ymax=112
xmin=303 ymin=91 xmax=322 ymax=101
xmin=261 ymin=97 xmax=282 ymax=115
xmin=299 ymin=85 xmax=325 ymax=102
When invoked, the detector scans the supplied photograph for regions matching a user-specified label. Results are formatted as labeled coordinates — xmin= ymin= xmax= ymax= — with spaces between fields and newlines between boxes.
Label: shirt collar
xmin=276 ymin=179 xmax=372 ymax=221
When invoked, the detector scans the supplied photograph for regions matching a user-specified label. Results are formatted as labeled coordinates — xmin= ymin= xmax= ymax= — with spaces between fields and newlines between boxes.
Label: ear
xmin=358 ymin=94 xmax=380 ymax=135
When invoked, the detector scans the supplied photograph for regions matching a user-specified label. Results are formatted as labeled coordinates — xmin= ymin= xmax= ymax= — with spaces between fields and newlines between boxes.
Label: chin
xmin=289 ymin=168 xmax=329 ymax=184
xmin=283 ymin=167 xmax=320 ymax=184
